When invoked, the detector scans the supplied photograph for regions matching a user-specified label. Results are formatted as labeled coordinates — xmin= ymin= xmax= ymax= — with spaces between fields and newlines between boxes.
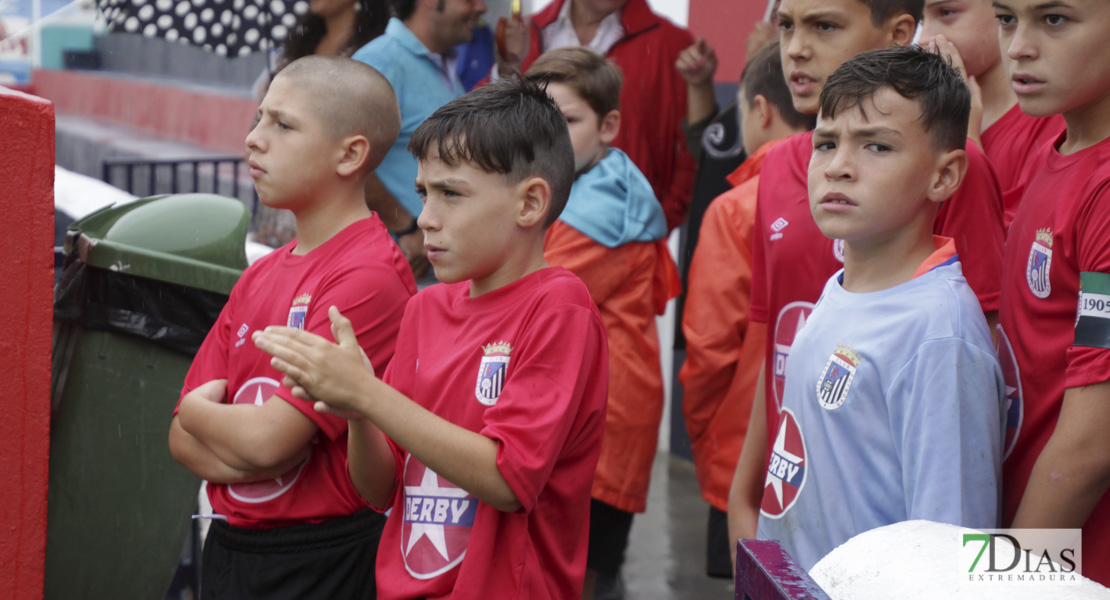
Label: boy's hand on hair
xmin=399 ymin=231 xmax=431 ymax=278
xmin=495 ymin=17 xmax=531 ymax=77
xmin=746 ymin=21 xmax=777 ymax=57
xmin=923 ymin=35 xmax=983 ymax=146
xmin=251 ymin=306 xmax=377 ymax=416
xmin=676 ymin=37 xmax=718 ymax=87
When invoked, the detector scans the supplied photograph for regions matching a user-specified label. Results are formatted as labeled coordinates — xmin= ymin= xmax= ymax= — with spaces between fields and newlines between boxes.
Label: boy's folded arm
xmin=1012 ymin=379 xmax=1110 ymax=529
xmin=176 ymin=390 xmax=318 ymax=472
xmin=362 ymin=377 xmax=522 ymax=513
xmin=168 ymin=415 xmax=309 ymax=483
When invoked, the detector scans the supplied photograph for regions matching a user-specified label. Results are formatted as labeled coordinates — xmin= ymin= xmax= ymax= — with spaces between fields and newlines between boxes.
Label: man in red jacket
xmin=496 ymin=0 xmax=697 ymax=231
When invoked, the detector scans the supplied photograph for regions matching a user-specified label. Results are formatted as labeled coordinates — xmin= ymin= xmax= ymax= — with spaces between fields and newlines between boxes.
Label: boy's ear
xmin=336 ymin=134 xmax=371 ymax=178
xmin=753 ymin=95 xmax=774 ymax=129
xmin=599 ymin=110 xmax=620 ymax=145
xmin=927 ymin=148 xmax=969 ymax=204
xmin=886 ymin=14 xmax=917 ymax=48
xmin=516 ymin=176 xmax=552 ymax=228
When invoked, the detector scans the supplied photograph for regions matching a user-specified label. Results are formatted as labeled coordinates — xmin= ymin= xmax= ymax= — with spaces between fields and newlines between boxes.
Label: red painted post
xmin=0 ymin=86 xmax=54 ymax=600
xmin=735 ymin=540 xmax=832 ymax=600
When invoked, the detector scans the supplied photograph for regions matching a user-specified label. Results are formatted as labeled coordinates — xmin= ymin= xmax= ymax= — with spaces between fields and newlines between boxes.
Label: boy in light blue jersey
xmin=756 ymin=46 xmax=1005 ymax=570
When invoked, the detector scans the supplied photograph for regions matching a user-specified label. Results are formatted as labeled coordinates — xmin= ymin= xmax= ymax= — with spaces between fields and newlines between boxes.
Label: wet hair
xmin=408 ymin=77 xmax=575 ymax=227
xmin=741 ymin=41 xmax=815 ymax=131
xmin=525 ymin=47 xmax=623 ymax=120
xmin=858 ymin=0 xmax=924 ymax=27
xmin=277 ymin=55 xmax=401 ymax=172
xmin=390 ymin=0 xmax=417 ymax=21
xmin=280 ymin=0 xmax=389 ymax=65
xmin=819 ymin=46 xmax=969 ymax=150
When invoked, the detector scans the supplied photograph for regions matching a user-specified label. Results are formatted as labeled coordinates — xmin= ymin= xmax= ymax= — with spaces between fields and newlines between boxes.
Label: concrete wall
xmin=0 ymin=86 xmax=54 ymax=600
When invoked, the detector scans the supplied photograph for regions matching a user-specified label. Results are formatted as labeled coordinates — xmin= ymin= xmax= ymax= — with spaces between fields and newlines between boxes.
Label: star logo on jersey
xmin=816 ymin=345 xmax=862 ymax=410
xmin=996 ymin=327 xmax=1023 ymax=460
xmin=1026 ymin=228 xmax=1053 ymax=299
xmin=760 ymin=408 xmax=807 ymax=519
xmin=227 ymin=376 xmax=310 ymax=503
xmin=773 ymin=302 xmax=815 ymax=412
xmin=475 ymin=341 xmax=511 ymax=406
xmin=401 ymin=455 xmax=476 ymax=579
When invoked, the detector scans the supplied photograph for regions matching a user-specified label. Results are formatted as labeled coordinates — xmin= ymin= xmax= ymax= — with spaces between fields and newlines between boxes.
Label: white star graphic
xmin=404 ymin=466 xmax=470 ymax=560
xmin=254 ymin=385 xmax=265 ymax=406
xmin=795 ymin=309 xmax=808 ymax=336
xmin=766 ymin=417 xmax=804 ymax=510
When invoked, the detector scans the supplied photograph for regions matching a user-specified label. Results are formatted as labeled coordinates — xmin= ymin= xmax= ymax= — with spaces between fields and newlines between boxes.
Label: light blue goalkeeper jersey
xmin=757 ymin=257 xmax=1005 ymax=571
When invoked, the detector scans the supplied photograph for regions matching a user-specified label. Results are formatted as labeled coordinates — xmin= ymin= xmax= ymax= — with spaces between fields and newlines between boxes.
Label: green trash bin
xmin=48 ymin=193 xmax=250 ymax=600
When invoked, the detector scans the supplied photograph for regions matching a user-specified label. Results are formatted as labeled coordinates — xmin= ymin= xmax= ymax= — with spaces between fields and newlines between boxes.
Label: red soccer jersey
xmin=998 ymin=132 xmax=1110 ymax=586
xmin=980 ymin=105 xmax=1065 ymax=230
xmin=179 ymin=217 xmax=416 ymax=528
xmin=375 ymin=268 xmax=609 ymax=600
xmin=749 ymin=130 xmax=1005 ymax=463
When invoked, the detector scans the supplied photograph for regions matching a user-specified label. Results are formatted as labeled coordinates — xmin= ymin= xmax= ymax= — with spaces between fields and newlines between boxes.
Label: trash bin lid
xmin=66 ymin=194 xmax=250 ymax=294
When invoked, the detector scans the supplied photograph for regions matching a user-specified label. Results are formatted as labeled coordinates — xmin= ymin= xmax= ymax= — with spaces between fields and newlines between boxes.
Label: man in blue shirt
xmin=353 ymin=0 xmax=486 ymax=278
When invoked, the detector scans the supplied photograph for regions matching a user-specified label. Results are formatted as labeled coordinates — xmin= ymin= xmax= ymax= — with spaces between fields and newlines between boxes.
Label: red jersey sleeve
xmin=482 ymin=303 xmax=608 ymax=514
xmin=1066 ymin=182 xmax=1110 ymax=390
xmin=934 ymin=142 xmax=1005 ymax=312
xmin=273 ymin=263 xmax=414 ymax=441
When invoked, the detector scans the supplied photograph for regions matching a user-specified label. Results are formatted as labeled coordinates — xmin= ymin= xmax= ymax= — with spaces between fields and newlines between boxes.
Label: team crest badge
xmin=475 ymin=341 xmax=511 ymax=406
xmin=996 ymin=327 xmax=1023 ymax=460
xmin=287 ymin=293 xmax=311 ymax=329
xmin=773 ymin=302 xmax=814 ymax=411
xmin=1026 ymin=228 xmax=1053 ymax=299
xmin=760 ymin=408 xmax=808 ymax=518
xmin=816 ymin=344 xmax=862 ymax=410
xmin=228 ymin=377 xmax=310 ymax=502
xmin=401 ymin=455 xmax=476 ymax=579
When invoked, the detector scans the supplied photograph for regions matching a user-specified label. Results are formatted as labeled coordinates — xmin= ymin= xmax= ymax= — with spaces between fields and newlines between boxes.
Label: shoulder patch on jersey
xmin=760 ymin=408 xmax=808 ymax=519
xmin=1026 ymin=228 xmax=1053 ymax=299
xmin=475 ymin=341 xmax=511 ymax=406
xmin=1076 ymin=271 xmax=1110 ymax=349
xmin=816 ymin=344 xmax=861 ymax=410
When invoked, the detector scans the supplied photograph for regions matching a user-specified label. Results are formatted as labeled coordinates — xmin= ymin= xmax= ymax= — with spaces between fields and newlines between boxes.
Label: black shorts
xmin=201 ymin=509 xmax=386 ymax=600
xmin=586 ymin=499 xmax=635 ymax=576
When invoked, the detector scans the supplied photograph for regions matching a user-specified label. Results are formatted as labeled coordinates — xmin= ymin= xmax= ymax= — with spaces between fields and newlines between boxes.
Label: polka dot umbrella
xmin=97 ymin=0 xmax=311 ymax=58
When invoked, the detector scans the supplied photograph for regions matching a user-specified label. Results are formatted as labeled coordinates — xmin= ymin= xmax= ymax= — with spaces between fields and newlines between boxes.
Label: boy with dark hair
xmin=728 ymin=0 xmax=1006 ymax=553
xmin=994 ymin=0 xmax=1110 ymax=586
xmin=756 ymin=45 xmax=1004 ymax=570
xmin=253 ymin=77 xmax=609 ymax=599
xmin=168 ymin=55 xmax=417 ymax=598
xmin=524 ymin=47 xmax=680 ymax=598
xmin=680 ymin=39 xmax=814 ymax=578
xmin=919 ymin=0 xmax=1063 ymax=228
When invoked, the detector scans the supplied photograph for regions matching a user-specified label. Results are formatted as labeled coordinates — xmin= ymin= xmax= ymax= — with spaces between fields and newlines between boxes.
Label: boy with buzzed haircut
xmin=524 ymin=46 xmax=680 ymax=598
xmin=994 ymin=0 xmax=1110 ymax=586
xmin=756 ymin=46 xmax=1004 ymax=570
xmin=168 ymin=55 xmax=417 ymax=598
xmin=919 ymin=0 xmax=1063 ymax=228
xmin=680 ymin=39 xmax=815 ymax=578
xmin=252 ymin=78 xmax=609 ymax=600
xmin=727 ymin=0 xmax=1006 ymax=549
